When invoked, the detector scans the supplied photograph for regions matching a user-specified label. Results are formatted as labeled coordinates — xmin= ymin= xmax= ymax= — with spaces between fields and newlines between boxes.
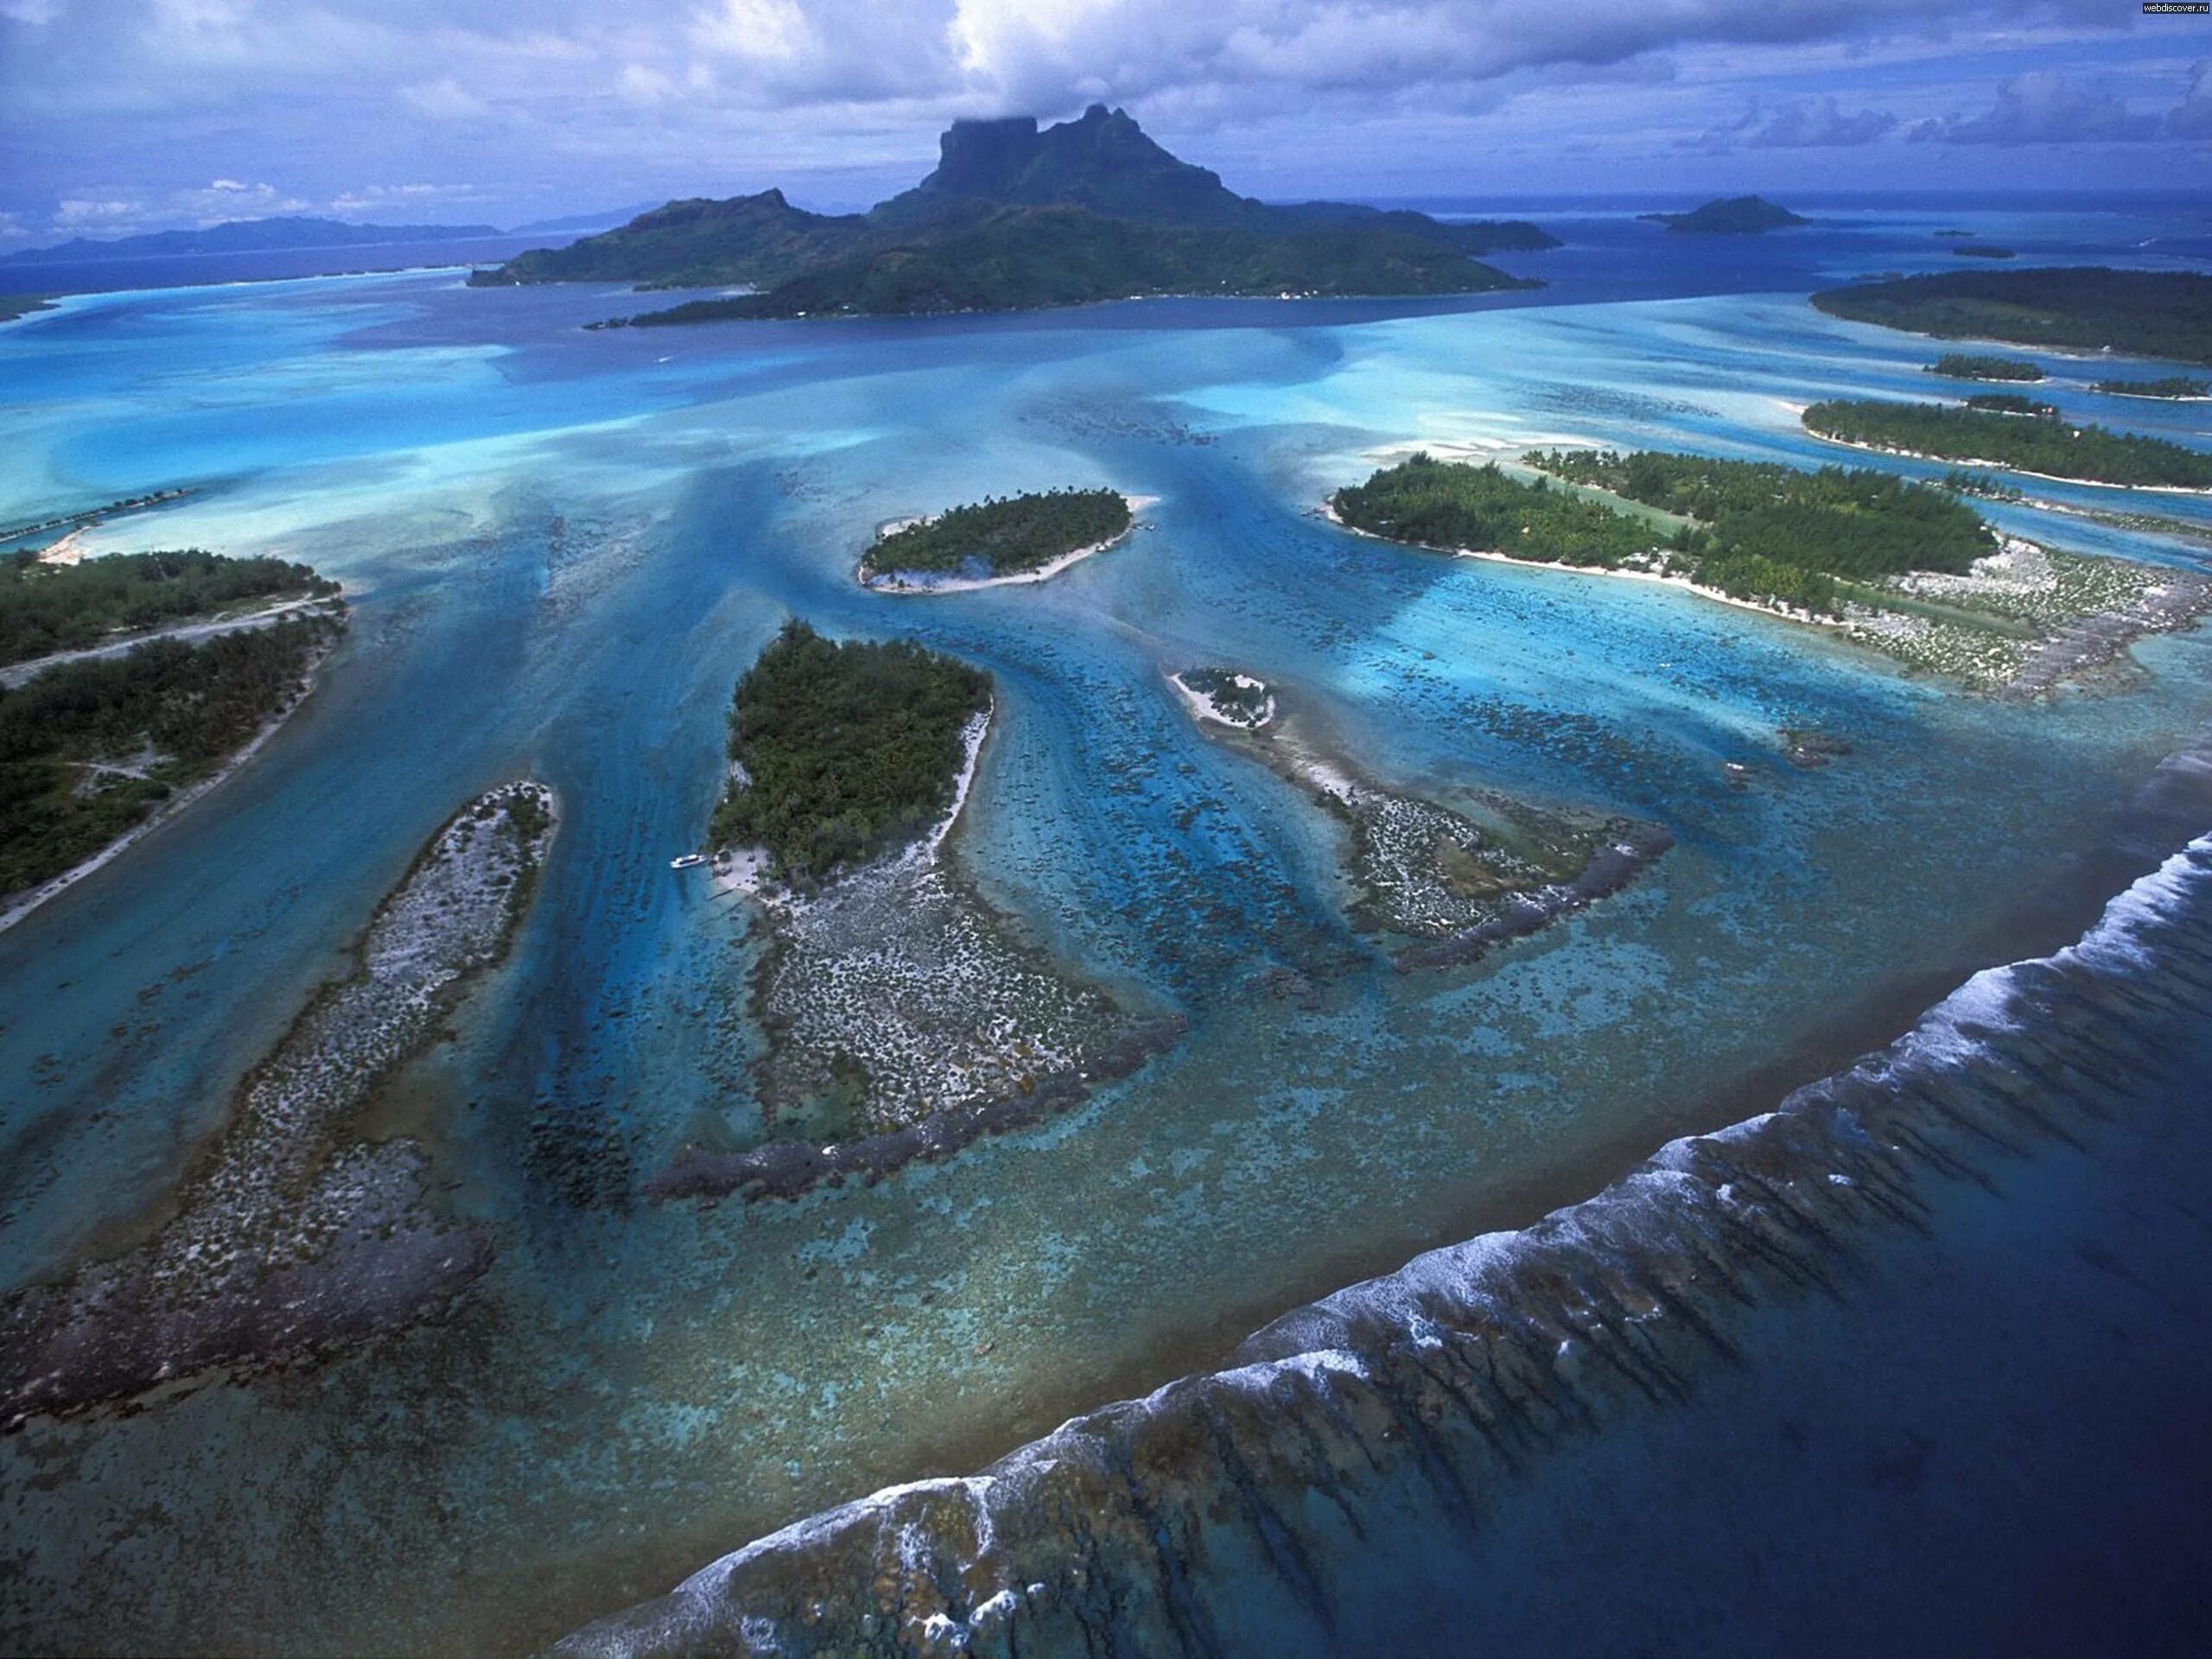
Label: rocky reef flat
xmin=556 ymin=829 xmax=2212 ymax=1659
xmin=658 ymin=718 xmax=1175 ymax=1204
xmin=0 ymin=780 xmax=556 ymax=1432
xmin=1846 ymin=538 xmax=2212 ymax=693
xmin=1171 ymin=671 xmax=1669 ymax=969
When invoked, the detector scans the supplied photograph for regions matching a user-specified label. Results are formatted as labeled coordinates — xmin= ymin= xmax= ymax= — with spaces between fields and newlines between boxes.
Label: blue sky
xmin=0 ymin=0 xmax=2206 ymax=244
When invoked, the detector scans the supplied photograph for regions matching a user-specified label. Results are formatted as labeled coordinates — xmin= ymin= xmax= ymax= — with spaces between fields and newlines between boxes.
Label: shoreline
xmin=0 ymin=779 xmax=558 ymax=1431
xmin=1803 ymin=430 xmax=2212 ymax=496
xmin=857 ymin=494 xmax=1158 ymax=594
xmin=1166 ymin=669 xmax=1275 ymax=730
xmin=1319 ymin=496 xmax=1845 ymax=631
xmin=0 ymin=622 xmax=345 ymax=937
xmin=711 ymin=707 xmax=991 ymax=906
xmin=558 ymin=732 xmax=2212 ymax=1657
xmin=673 ymin=704 xmax=1183 ymax=1205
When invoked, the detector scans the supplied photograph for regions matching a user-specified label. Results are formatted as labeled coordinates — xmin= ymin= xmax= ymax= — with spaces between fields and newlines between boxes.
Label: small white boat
xmin=670 ymin=853 xmax=707 ymax=870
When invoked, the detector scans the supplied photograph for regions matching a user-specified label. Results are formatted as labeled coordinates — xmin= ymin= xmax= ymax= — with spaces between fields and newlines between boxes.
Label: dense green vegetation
xmin=1336 ymin=449 xmax=1997 ymax=618
xmin=1639 ymin=196 xmax=1808 ymax=234
xmin=1332 ymin=456 xmax=1655 ymax=569
xmin=0 ymin=617 xmax=339 ymax=899
xmin=1813 ymin=268 xmax=2212 ymax=365
xmin=708 ymin=621 xmax=992 ymax=882
xmin=1528 ymin=449 xmax=1993 ymax=575
xmin=1964 ymin=393 xmax=2056 ymax=416
xmin=1802 ymin=398 xmax=2212 ymax=488
xmin=1929 ymin=353 xmax=2044 ymax=382
xmin=868 ymin=488 xmax=1129 ymax=581
xmin=2094 ymin=376 xmax=2210 ymax=399
xmin=1941 ymin=468 xmax=2024 ymax=500
xmin=0 ymin=296 xmax=53 ymax=324
xmin=483 ymin=107 xmax=1552 ymax=319
xmin=0 ymin=548 xmax=336 ymax=667
xmin=618 ymin=207 xmax=1528 ymax=324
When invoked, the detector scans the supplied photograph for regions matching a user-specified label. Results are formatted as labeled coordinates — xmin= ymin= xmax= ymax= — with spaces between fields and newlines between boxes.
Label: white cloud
xmin=617 ymin=61 xmax=681 ymax=104
xmin=692 ymin=0 xmax=814 ymax=60
xmin=1912 ymin=70 xmax=2161 ymax=143
xmin=2168 ymin=58 xmax=2212 ymax=138
xmin=402 ymin=76 xmax=494 ymax=122
xmin=0 ymin=0 xmax=2198 ymax=238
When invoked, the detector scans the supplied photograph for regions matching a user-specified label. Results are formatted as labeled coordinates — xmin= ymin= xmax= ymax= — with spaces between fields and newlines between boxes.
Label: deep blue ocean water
xmin=0 ymin=200 xmax=2209 ymax=1654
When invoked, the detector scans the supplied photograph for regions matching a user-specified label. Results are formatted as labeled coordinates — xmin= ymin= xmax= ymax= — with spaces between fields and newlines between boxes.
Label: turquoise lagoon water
xmin=2 ymin=207 xmax=2210 ymax=1653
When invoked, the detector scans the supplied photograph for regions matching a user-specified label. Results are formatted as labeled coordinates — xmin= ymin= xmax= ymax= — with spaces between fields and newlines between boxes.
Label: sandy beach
xmin=1166 ymin=670 xmax=1276 ymax=730
xmin=712 ymin=707 xmax=991 ymax=903
xmin=1318 ymin=496 xmax=1845 ymax=631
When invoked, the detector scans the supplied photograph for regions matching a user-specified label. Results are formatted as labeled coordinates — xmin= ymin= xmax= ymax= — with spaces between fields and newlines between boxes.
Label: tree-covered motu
xmin=868 ymin=488 xmax=1129 ymax=580
xmin=709 ymin=620 xmax=992 ymax=883
xmin=1332 ymin=449 xmax=2001 ymax=618
xmin=1802 ymin=399 xmax=2212 ymax=489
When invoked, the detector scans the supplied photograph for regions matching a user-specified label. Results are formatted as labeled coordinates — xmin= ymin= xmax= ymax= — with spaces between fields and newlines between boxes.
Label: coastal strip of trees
xmin=1812 ymin=268 xmax=2212 ymax=367
xmin=1929 ymin=353 xmax=2044 ymax=382
xmin=0 ymin=616 xmax=340 ymax=899
xmin=709 ymin=620 xmax=992 ymax=882
xmin=2093 ymin=377 xmax=2210 ymax=400
xmin=868 ymin=488 xmax=1129 ymax=581
xmin=1963 ymin=393 xmax=2057 ymax=416
xmin=0 ymin=549 xmax=338 ymax=667
xmin=1802 ymin=399 xmax=2212 ymax=489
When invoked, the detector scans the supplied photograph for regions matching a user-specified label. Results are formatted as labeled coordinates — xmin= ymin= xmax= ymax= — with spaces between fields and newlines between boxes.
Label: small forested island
xmin=1333 ymin=449 xmax=1991 ymax=615
xmin=1929 ymin=353 xmax=2044 ymax=382
xmin=668 ymin=617 xmax=1162 ymax=1183
xmin=1173 ymin=667 xmax=1274 ymax=728
xmin=1964 ymin=393 xmax=2057 ymax=416
xmin=1802 ymin=398 xmax=2212 ymax=489
xmin=1952 ymin=245 xmax=2016 ymax=259
xmin=0 ymin=613 xmax=343 ymax=906
xmin=0 ymin=547 xmax=336 ymax=666
xmin=1333 ymin=448 xmax=2206 ymax=690
xmin=861 ymin=488 xmax=1134 ymax=590
xmin=2094 ymin=376 xmax=2211 ymax=400
xmin=708 ymin=620 xmax=992 ymax=882
xmin=481 ymin=106 xmax=1552 ymax=322
xmin=1812 ymin=267 xmax=2212 ymax=365
xmin=1638 ymin=195 xmax=1808 ymax=235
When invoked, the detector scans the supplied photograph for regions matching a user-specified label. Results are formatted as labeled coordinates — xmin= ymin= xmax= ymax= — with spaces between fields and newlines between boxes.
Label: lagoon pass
xmin=4 ymin=201 xmax=2212 ymax=1656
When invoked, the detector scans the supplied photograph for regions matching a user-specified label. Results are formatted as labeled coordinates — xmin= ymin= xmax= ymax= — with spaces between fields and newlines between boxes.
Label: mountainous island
xmin=1639 ymin=195 xmax=1808 ymax=234
xmin=474 ymin=105 xmax=1558 ymax=321
xmin=0 ymin=215 xmax=502 ymax=266
xmin=1812 ymin=267 xmax=2212 ymax=365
